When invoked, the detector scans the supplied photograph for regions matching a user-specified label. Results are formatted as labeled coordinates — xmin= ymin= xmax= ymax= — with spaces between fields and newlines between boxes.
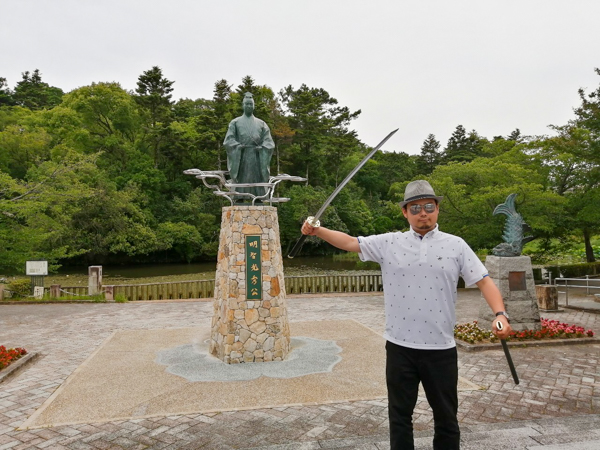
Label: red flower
xmin=0 ymin=346 xmax=27 ymax=370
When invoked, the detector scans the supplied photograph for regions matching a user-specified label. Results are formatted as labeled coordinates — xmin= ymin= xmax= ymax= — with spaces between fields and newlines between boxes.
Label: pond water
xmin=56 ymin=256 xmax=381 ymax=279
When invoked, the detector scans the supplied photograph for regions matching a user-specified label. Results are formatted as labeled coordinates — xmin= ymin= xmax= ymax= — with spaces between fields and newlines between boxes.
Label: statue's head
xmin=242 ymin=92 xmax=254 ymax=116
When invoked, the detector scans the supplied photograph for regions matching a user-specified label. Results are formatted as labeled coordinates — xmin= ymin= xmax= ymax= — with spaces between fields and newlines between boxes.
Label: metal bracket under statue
xmin=183 ymin=169 xmax=306 ymax=205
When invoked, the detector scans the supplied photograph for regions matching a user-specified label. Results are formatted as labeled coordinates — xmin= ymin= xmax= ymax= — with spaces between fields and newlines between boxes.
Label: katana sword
xmin=496 ymin=320 xmax=520 ymax=384
xmin=287 ymin=128 xmax=399 ymax=258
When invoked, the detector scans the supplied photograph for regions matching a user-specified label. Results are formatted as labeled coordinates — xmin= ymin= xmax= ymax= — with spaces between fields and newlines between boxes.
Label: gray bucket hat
xmin=400 ymin=180 xmax=443 ymax=208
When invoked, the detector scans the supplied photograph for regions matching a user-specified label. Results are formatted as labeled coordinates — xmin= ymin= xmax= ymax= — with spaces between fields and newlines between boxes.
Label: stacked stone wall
xmin=210 ymin=206 xmax=290 ymax=363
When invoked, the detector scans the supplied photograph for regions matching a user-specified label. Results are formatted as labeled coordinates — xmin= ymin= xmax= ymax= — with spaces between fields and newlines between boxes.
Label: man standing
xmin=301 ymin=180 xmax=512 ymax=450
xmin=223 ymin=92 xmax=275 ymax=198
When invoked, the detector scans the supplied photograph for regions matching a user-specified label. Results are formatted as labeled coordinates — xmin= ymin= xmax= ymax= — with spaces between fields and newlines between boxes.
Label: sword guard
xmin=306 ymin=216 xmax=321 ymax=228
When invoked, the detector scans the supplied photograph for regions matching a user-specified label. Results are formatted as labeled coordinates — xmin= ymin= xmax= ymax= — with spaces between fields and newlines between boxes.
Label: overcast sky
xmin=2 ymin=0 xmax=599 ymax=154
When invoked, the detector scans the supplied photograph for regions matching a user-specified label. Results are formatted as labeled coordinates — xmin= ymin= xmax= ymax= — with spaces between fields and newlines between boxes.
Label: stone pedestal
xmin=479 ymin=255 xmax=541 ymax=331
xmin=210 ymin=206 xmax=290 ymax=363
xmin=536 ymin=285 xmax=559 ymax=311
xmin=88 ymin=266 xmax=102 ymax=295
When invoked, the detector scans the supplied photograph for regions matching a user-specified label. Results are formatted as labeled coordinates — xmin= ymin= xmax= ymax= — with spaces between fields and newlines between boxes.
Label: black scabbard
xmin=288 ymin=234 xmax=308 ymax=259
xmin=497 ymin=320 xmax=519 ymax=385
xmin=500 ymin=339 xmax=520 ymax=385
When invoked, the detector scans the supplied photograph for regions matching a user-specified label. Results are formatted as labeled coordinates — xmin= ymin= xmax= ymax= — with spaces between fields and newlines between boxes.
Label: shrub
xmin=114 ymin=294 xmax=128 ymax=303
xmin=558 ymin=262 xmax=600 ymax=278
xmin=6 ymin=279 xmax=32 ymax=298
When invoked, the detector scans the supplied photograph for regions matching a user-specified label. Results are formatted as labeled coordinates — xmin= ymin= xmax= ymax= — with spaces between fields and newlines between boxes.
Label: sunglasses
xmin=408 ymin=202 xmax=437 ymax=215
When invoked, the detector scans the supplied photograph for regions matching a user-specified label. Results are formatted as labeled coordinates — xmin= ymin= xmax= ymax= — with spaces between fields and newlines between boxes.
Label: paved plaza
xmin=1 ymin=289 xmax=599 ymax=449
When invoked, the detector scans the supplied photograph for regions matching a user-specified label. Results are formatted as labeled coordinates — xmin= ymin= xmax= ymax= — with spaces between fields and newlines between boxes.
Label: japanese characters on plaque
xmin=245 ymin=235 xmax=262 ymax=300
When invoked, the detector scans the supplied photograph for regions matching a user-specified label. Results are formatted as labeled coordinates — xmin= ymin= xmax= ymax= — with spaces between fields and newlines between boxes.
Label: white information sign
xmin=26 ymin=260 xmax=48 ymax=276
xmin=33 ymin=286 xmax=44 ymax=299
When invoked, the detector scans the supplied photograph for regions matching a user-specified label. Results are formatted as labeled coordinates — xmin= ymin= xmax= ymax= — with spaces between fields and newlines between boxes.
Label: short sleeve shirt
xmin=358 ymin=225 xmax=488 ymax=350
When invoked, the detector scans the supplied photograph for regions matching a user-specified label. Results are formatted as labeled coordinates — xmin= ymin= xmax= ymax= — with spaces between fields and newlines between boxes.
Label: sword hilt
xmin=306 ymin=216 xmax=320 ymax=228
xmin=288 ymin=217 xmax=321 ymax=258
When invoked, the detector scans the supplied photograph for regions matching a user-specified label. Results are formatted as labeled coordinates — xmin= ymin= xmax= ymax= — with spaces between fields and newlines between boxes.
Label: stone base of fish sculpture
xmin=478 ymin=255 xmax=541 ymax=331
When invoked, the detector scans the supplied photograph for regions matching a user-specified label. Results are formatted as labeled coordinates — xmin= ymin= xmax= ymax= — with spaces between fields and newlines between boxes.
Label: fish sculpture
xmin=492 ymin=193 xmax=534 ymax=257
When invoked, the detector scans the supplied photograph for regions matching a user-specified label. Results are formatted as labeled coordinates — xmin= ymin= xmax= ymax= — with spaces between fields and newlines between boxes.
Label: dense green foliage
xmin=1 ymin=67 xmax=600 ymax=273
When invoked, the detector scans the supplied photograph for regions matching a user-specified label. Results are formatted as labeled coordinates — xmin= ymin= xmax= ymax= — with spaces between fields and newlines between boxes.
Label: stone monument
xmin=479 ymin=194 xmax=541 ymax=331
xmin=185 ymin=93 xmax=305 ymax=363
xmin=210 ymin=205 xmax=290 ymax=363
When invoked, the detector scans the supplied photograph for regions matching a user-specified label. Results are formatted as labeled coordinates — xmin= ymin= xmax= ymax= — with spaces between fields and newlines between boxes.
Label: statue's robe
xmin=223 ymin=115 xmax=275 ymax=198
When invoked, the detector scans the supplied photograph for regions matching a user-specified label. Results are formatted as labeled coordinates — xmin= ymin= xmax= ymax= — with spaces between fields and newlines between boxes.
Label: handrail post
xmin=586 ymin=275 xmax=590 ymax=295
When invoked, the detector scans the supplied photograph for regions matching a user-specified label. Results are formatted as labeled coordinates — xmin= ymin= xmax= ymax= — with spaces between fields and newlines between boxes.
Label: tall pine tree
xmin=135 ymin=66 xmax=175 ymax=167
xmin=443 ymin=125 xmax=485 ymax=163
xmin=13 ymin=69 xmax=63 ymax=109
xmin=417 ymin=133 xmax=441 ymax=174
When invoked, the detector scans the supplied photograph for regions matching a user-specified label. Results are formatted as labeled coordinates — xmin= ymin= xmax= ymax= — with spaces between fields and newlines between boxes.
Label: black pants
xmin=386 ymin=341 xmax=460 ymax=450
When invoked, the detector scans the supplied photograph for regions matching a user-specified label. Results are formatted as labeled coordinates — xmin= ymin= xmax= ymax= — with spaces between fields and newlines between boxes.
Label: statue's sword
xmin=287 ymin=128 xmax=398 ymax=258
xmin=496 ymin=320 xmax=520 ymax=384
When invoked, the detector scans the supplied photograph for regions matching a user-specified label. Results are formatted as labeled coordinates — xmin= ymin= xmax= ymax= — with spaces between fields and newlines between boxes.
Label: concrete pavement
xmin=1 ymin=289 xmax=599 ymax=449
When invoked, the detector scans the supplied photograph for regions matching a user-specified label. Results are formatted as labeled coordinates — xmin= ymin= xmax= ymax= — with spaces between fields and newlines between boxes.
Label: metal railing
xmin=106 ymin=279 xmax=215 ymax=301
xmin=284 ymin=274 xmax=383 ymax=295
xmin=37 ymin=274 xmax=383 ymax=302
xmin=554 ymin=276 xmax=600 ymax=306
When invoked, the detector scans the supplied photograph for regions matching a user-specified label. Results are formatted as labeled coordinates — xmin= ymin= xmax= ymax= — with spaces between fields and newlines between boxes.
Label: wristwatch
xmin=495 ymin=311 xmax=510 ymax=322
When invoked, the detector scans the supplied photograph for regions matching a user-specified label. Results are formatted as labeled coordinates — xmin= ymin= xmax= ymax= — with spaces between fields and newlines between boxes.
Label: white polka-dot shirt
xmin=358 ymin=224 xmax=488 ymax=350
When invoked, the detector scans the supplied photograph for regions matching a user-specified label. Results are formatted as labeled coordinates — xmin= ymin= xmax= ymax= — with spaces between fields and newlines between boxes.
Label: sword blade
xmin=313 ymin=128 xmax=399 ymax=221
xmin=287 ymin=128 xmax=398 ymax=259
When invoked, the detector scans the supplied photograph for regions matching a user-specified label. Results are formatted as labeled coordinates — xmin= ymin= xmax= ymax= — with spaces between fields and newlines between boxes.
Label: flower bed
xmin=0 ymin=346 xmax=28 ymax=370
xmin=454 ymin=319 xmax=595 ymax=345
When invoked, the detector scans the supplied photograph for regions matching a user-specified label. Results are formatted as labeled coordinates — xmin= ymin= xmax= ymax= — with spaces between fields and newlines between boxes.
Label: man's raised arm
xmin=301 ymin=221 xmax=360 ymax=253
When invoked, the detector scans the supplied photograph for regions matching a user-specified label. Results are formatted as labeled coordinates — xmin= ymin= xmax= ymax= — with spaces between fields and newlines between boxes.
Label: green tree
xmin=279 ymin=84 xmax=360 ymax=185
xmin=135 ymin=66 xmax=174 ymax=127
xmin=134 ymin=66 xmax=175 ymax=168
xmin=569 ymin=68 xmax=600 ymax=261
xmin=417 ymin=133 xmax=442 ymax=175
xmin=62 ymin=82 xmax=141 ymax=147
xmin=529 ymin=125 xmax=599 ymax=261
xmin=574 ymin=67 xmax=600 ymax=156
xmin=443 ymin=125 xmax=487 ymax=163
xmin=166 ymin=187 xmax=221 ymax=256
xmin=211 ymin=79 xmax=235 ymax=170
xmin=0 ymin=153 xmax=101 ymax=272
xmin=268 ymin=97 xmax=295 ymax=176
xmin=0 ymin=123 xmax=52 ymax=179
xmin=13 ymin=69 xmax=63 ymax=110
xmin=338 ymin=150 xmax=415 ymax=201
xmin=0 ymin=77 xmax=15 ymax=106
xmin=507 ymin=128 xmax=523 ymax=143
